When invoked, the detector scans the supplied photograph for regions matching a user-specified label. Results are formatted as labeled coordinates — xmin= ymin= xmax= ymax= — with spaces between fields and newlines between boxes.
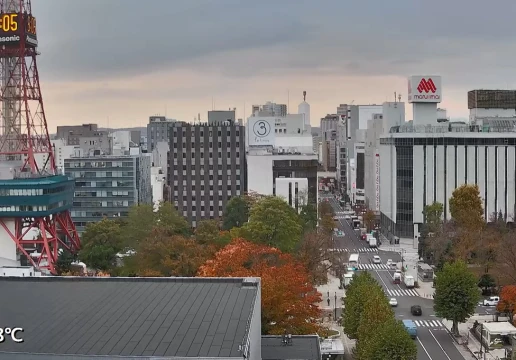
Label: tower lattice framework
xmin=0 ymin=0 xmax=80 ymax=274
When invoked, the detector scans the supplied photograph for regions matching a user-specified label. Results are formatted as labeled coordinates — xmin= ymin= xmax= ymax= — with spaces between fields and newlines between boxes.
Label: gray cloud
xmin=32 ymin=0 xmax=516 ymax=90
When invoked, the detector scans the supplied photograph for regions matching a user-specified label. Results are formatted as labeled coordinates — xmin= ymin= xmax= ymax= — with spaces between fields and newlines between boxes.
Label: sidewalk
xmin=317 ymin=271 xmax=346 ymax=312
xmin=442 ymin=316 xmax=507 ymax=359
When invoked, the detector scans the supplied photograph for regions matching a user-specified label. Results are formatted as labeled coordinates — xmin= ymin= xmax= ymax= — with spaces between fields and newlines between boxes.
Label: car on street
xmin=389 ymin=298 xmax=398 ymax=307
xmin=372 ymin=255 xmax=381 ymax=264
xmin=386 ymin=259 xmax=392 ymax=267
xmin=483 ymin=296 xmax=500 ymax=306
xmin=410 ymin=305 xmax=422 ymax=316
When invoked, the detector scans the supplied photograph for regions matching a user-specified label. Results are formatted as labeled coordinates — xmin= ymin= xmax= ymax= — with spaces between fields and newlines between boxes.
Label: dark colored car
xmin=410 ymin=305 xmax=422 ymax=316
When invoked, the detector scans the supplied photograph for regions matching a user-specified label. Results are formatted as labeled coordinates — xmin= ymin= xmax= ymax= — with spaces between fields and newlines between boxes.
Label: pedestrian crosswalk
xmin=331 ymin=248 xmax=378 ymax=253
xmin=334 ymin=216 xmax=347 ymax=220
xmin=413 ymin=320 xmax=444 ymax=329
xmin=385 ymin=288 xmax=419 ymax=297
xmin=357 ymin=263 xmax=389 ymax=270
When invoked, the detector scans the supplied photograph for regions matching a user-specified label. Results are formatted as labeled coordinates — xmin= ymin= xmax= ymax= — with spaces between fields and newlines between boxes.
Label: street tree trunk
xmin=452 ymin=319 xmax=459 ymax=336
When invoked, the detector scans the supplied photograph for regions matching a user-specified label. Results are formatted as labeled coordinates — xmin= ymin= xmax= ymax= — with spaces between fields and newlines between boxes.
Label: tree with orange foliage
xmin=198 ymin=239 xmax=322 ymax=335
xmin=497 ymin=285 xmax=516 ymax=320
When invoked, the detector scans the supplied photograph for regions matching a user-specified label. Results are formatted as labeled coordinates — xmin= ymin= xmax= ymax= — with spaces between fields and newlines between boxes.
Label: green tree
xmin=319 ymin=214 xmax=335 ymax=235
xmin=422 ymin=201 xmax=444 ymax=234
xmin=478 ymin=273 xmax=496 ymax=295
xmin=449 ymin=184 xmax=484 ymax=231
xmin=79 ymin=219 xmax=123 ymax=271
xmin=365 ymin=319 xmax=418 ymax=360
xmin=222 ymin=196 xmax=249 ymax=230
xmin=55 ymin=249 xmax=76 ymax=275
xmin=122 ymin=202 xmax=189 ymax=249
xmin=342 ymin=271 xmax=379 ymax=339
xmin=242 ymin=196 xmax=303 ymax=252
xmin=299 ymin=204 xmax=318 ymax=232
xmin=363 ymin=210 xmax=376 ymax=232
xmin=155 ymin=201 xmax=190 ymax=236
xmin=318 ymin=201 xmax=335 ymax=218
xmin=195 ymin=220 xmax=221 ymax=245
xmin=434 ymin=260 xmax=480 ymax=335
xmin=355 ymin=290 xmax=394 ymax=359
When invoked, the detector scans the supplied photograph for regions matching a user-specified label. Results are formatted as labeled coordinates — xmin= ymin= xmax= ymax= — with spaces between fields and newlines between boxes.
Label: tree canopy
xmin=422 ymin=201 xmax=444 ymax=234
xmin=79 ymin=218 xmax=123 ymax=271
xmin=497 ymin=285 xmax=516 ymax=317
xmin=222 ymin=196 xmax=249 ymax=230
xmin=342 ymin=271 xmax=379 ymax=339
xmin=363 ymin=210 xmax=376 ymax=232
xmin=299 ymin=204 xmax=318 ymax=232
xmin=198 ymin=239 xmax=322 ymax=335
xmin=296 ymin=230 xmax=347 ymax=285
xmin=194 ymin=219 xmax=229 ymax=247
xmin=449 ymin=184 xmax=484 ymax=231
xmin=135 ymin=229 xmax=211 ymax=277
xmin=122 ymin=202 xmax=190 ymax=250
xmin=364 ymin=320 xmax=418 ymax=360
xmin=342 ymin=271 xmax=417 ymax=359
xmin=433 ymin=260 xmax=480 ymax=335
xmin=241 ymin=196 xmax=303 ymax=252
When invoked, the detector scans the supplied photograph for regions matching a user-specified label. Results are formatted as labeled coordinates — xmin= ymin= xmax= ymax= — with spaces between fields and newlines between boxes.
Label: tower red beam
xmin=0 ymin=0 xmax=80 ymax=274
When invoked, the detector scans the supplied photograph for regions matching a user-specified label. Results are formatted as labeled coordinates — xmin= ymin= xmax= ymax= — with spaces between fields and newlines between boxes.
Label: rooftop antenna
xmin=303 ymin=90 xmax=306 ymax=102
xmin=398 ymin=94 xmax=402 ymax=102
xmin=165 ymin=104 xmax=167 ymax=117
xmin=394 ymin=92 xmax=397 ymax=103
xmin=287 ymin=90 xmax=290 ymax=114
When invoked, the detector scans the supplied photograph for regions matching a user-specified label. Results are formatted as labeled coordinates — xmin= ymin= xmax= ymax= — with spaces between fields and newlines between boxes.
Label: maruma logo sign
xmin=414 ymin=78 xmax=440 ymax=100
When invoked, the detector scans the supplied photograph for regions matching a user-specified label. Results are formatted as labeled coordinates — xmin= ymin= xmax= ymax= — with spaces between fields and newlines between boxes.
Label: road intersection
xmin=320 ymin=193 xmax=469 ymax=360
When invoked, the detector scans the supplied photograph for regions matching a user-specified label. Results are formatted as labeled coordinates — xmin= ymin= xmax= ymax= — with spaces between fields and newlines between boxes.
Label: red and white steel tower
xmin=0 ymin=0 xmax=80 ymax=274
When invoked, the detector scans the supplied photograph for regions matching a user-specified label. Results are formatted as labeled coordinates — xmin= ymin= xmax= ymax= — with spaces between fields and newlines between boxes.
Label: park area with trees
xmin=59 ymin=193 xmax=346 ymax=336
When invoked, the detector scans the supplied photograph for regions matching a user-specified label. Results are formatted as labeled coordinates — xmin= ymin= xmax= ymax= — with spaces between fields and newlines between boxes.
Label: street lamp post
xmin=334 ymin=292 xmax=337 ymax=320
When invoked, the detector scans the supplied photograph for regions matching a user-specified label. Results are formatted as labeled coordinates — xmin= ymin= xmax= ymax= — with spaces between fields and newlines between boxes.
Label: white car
xmin=386 ymin=259 xmax=393 ymax=266
xmin=389 ymin=298 xmax=398 ymax=307
xmin=373 ymin=255 xmax=382 ymax=264
xmin=483 ymin=296 xmax=500 ymax=306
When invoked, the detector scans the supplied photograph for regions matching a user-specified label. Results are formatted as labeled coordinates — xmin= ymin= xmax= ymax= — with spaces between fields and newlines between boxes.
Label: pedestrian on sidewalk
xmin=327 ymin=298 xmax=330 ymax=307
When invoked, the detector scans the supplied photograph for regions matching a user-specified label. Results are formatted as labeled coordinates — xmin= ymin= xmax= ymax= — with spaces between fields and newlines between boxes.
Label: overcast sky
xmin=31 ymin=0 xmax=516 ymax=132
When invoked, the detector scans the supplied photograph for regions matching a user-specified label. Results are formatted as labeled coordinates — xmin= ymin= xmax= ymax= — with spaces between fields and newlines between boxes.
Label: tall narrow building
xmin=167 ymin=121 xmax=246 ymax=227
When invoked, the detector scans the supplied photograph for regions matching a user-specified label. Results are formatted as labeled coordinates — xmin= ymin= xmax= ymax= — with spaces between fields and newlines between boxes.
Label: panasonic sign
xmin=0 ymin=35 xmax=20 ymax=44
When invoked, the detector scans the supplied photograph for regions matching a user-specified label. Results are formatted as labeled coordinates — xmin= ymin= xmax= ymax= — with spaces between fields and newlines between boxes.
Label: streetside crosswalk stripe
xmin=412 ymin=320 xmax=444 ymax=328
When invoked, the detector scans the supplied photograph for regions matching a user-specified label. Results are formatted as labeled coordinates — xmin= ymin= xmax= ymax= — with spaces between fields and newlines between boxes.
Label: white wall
xmin=275 ymin=178 xmax=308 ymax=210
xmin=358 ymin=105 xmax=383 ymax=130
xmin=247 ymin=153 xmax=317 ymax=196
xmin=151 ymin=167 xmax=165 ymax=211
xmin=470 ymin=108 xmax=516 ymax=122
xmin=0 ymin=219 xmax=17 ymax=264
xmin=247 ymin=155 xmax=274 ymax=195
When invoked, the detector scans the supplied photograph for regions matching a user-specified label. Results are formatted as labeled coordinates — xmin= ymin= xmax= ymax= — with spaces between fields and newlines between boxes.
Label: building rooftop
xmin=0 ymin=277 xmax=259 ymax=359
xmin=261 ymin=335 xmax=321 ymax=360
xmin=0 ymin=175 xmax=72 ymax=186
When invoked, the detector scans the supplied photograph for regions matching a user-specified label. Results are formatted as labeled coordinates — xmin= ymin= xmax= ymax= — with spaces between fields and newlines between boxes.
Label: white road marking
xmin=429 ymin=329 xmax=452 ymax=360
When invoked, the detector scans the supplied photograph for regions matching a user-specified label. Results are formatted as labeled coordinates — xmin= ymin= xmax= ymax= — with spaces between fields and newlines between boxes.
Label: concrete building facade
xmin=147 ymin=116 xmax=176 ymax=152
xmin=167 ymin=122 xmax=246 ymax=227
xmin=64 ymin=154 xmax=152 ymax=233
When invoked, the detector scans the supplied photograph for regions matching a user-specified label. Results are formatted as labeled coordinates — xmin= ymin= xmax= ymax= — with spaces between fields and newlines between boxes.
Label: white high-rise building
xmin=379 ymin=76 xmax=516 ymax=243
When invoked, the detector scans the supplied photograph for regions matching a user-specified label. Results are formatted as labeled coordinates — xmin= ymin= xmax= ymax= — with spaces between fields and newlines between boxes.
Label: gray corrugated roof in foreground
xmin=0 ymin=277 xmax=259 ymax=358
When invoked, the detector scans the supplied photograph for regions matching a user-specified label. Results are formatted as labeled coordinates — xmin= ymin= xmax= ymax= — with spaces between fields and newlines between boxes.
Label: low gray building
xmin=64 ymin=154 xmax=152 ymax=233
xmin=56 ymin=123 xmax=111 ymax=155
xmin=0 ymin=277 xmax=262 ymax=360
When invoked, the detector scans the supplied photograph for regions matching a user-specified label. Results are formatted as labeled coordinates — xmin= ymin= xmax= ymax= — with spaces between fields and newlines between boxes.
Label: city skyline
xmin=32 ymin=0 xmax=516 ymax=132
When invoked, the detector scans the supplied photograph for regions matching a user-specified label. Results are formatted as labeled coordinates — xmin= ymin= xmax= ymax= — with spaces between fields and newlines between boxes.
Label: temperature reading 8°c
xmin=0 ymin=327 xmax=24 ymax=343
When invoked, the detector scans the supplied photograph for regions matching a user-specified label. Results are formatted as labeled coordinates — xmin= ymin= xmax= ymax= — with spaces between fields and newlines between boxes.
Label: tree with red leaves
xmin=497 ymin=285 xmax=516 ymax=321
xmin=198 ymin=239 xmax=322 ymax=335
